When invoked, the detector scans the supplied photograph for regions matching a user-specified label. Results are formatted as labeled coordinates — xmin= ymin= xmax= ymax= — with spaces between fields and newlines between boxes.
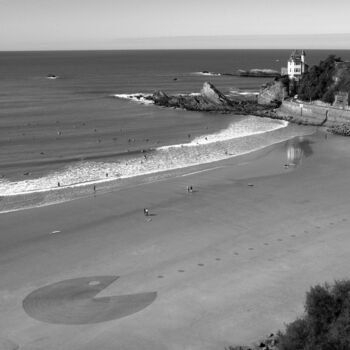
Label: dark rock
xmin=152 ymin=90 xmax=170 ymax=105
xmin=46 ymin=74 xmax=58 ymax=79
xmin=200 ymin=82 xmax=232 ymax=107
xmin=238 ymin=69 xmax=280 ymax=77
xmin=151 ymin=82 xmax=278 ymax=115
xmin=328 ymin=123 xmax=350 ymax=136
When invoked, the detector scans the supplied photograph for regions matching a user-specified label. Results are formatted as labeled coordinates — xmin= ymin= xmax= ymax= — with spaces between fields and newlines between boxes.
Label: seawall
xmin=276 ymin=100 xmax=350 ymax=127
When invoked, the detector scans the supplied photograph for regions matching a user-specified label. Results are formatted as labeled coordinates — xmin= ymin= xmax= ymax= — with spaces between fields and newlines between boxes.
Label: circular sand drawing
xmin=23 ymin=276 xmax=157 ymax=325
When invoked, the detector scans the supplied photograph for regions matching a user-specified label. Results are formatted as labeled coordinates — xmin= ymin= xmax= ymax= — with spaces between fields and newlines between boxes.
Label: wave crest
xmin=0 ymin=116 xmax=288 ymax=198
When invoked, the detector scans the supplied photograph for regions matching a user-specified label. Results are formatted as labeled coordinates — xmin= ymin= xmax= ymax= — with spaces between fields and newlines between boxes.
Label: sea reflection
xmin=285 ymin=137 xmax=313 ymax=167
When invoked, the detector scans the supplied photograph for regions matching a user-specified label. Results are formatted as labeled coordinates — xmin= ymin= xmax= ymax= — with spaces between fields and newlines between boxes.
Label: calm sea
xmin=1 ymin=49 xmax=349 ymax=210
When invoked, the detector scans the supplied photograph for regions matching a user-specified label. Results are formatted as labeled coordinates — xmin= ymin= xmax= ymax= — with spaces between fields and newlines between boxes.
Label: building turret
xmin=283 ymin=49 xmax=308 ymax=80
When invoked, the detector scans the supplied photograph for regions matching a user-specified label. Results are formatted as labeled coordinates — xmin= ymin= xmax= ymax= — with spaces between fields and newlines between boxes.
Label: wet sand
xmin=1 ymin=131 xmax=350 ymax=350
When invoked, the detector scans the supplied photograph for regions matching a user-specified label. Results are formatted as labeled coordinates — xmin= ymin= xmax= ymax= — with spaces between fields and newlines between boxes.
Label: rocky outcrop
xmin=200 ymin=82 xmax=233 ymax=107
xmin=238 ymin=69 xmax=280 ymax=77
xmin=151 ymin=82 xmax=278 ymax=114
xmin=118 ymin=82 xmax=350 ymax=135
xmin=152 ymin=91 xmax=170 ymax=105
xmin=328 ymin=124 xmax=350 ymax=136
xmin=258 ymin=80 xmax=288 ymax=105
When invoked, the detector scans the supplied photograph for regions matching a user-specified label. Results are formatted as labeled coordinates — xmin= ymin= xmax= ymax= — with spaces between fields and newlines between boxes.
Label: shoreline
xmin=0 ymin=122 xmax=315 ymax=214
xmin=1 ymin=130 xmax=350 ymax=349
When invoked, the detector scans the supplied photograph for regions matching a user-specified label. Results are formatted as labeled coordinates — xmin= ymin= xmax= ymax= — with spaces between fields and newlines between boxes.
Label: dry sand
xmin=1 ymin=131 xmax=350 ymax=350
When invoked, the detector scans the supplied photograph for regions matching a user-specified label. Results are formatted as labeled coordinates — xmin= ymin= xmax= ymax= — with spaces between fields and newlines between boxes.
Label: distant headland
xmin=123 ymin=50 xmax=350 ymax=135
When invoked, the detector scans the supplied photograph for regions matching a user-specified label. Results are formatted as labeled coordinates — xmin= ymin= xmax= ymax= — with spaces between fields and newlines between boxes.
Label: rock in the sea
xmin=238 ymin=69 xmax=280 ymax=77
xmin=152 ymin=90 xmax=169 ymax=105
xmin=46 ymin=74 xmax=58 ymax=79
xmin=151 ymin=82 xmax=278 ymax=114
xmin=200 ymin=82 xmax=232 ymax=107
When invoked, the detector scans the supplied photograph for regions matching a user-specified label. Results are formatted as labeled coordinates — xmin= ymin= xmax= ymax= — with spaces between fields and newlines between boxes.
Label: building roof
xmin=288 ymin=50 xmax=306 ymax=63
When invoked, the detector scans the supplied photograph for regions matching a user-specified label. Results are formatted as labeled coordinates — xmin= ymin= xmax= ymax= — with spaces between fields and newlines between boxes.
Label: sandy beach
xmin=1 ymin=130 xmax=350 ymax=350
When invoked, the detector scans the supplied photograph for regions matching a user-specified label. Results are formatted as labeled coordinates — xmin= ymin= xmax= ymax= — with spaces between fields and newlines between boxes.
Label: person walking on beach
xmin=144 ymin=208 xmax=149 ymax=216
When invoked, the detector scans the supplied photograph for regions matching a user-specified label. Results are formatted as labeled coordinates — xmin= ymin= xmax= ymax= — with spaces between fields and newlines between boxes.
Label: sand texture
xmin=1 ymin=132 xmax=350 ymax=350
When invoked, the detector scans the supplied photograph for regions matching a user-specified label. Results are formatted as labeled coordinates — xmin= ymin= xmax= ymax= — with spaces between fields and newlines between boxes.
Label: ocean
xmin=1 ymin=49 xmax=349 ymax=211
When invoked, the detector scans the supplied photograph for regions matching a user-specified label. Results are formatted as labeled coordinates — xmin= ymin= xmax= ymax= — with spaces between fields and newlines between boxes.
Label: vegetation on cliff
xmin=277 ymin=280 xmax=350 ymax=350
xmin=297 ymin=55 xmax=350 ymax=103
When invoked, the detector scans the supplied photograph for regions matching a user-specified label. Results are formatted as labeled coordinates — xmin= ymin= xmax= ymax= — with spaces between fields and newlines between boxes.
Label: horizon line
xmin=2 ymin=33 xmax=350 ymax=52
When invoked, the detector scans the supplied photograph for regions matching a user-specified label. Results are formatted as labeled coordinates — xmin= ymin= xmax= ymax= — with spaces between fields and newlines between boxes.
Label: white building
xmin=281 ymin=50 xmax=308 ymax=80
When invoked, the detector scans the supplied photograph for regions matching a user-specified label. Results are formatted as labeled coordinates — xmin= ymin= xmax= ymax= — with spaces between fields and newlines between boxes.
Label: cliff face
xmin=258 ymin=80 xmax=288 ymax=105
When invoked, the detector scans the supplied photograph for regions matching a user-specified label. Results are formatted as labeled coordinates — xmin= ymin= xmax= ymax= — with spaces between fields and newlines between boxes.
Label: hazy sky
xmin=1 ymin=0 xmax=350 ymax=50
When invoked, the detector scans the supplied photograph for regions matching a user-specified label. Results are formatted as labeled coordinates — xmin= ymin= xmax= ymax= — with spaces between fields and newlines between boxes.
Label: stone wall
xmin=279 ymin=100 xmax=350 ymax=126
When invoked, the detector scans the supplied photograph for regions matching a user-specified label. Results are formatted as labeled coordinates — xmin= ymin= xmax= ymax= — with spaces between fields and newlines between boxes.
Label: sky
xmin=1 ymin=0 xmax=350 ymax=50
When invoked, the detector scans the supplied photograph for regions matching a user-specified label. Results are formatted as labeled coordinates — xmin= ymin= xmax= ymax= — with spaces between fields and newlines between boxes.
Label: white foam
xmin=193 ymin=72 xmax=221 ymax=76
xmin=113 ymin=93 xmax=154 ymax=105
xmin=230 ymin=90 xmax=259 ymax=96
xmin=159 ymin=116 xmax=288 ymax=149
xmin=0 ymin=116 xmax=289 ymax=199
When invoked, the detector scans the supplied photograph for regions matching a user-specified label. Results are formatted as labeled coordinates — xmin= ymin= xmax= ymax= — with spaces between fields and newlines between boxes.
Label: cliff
xmin=258 ymin=80 xmax=288 ymax=105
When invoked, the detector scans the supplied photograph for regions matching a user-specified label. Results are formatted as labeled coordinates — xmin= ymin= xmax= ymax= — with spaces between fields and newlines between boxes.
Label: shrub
xmin=277 ymin=318 xmax=309 ymax=350
xmin=297 ymin=55 xmax=343 ymax=103
xmin=278 ymin=280 xmax=350 ymax=350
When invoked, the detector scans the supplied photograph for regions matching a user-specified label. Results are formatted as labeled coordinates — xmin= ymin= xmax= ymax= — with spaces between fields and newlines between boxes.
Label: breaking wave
xmin=230 ymin=90 xmax=259 ymax=96
xmin=193 ymin=71 xmax=222 ymax=76
xmin=113 ymin=93 xmax=154 ymax=105
xmin=0 ymin=116 xmax=290 ymax=198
